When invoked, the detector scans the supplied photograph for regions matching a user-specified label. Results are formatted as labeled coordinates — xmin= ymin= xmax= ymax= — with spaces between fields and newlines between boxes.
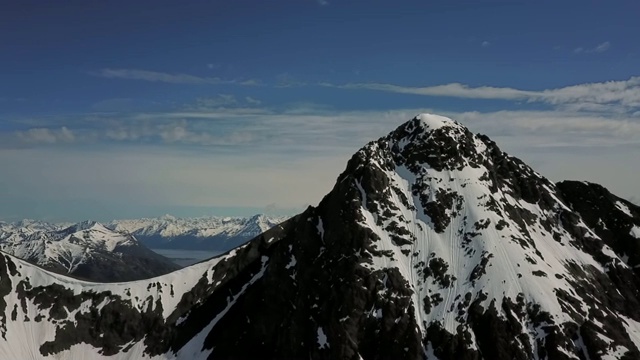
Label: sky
xmin=1 ymin=0 xmax=639 ymax=222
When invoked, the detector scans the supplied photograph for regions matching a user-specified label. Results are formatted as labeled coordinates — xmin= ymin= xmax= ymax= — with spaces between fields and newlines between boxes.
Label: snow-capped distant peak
xmin=107 ymin=214 xmax=289 ymax=251
xmin=65 ymin=220 xmax=103 ymax=232
xmin=160 ymin=214 xmax=177 ymax=221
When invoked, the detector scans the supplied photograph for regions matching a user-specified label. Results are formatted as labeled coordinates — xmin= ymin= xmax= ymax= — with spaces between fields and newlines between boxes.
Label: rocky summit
xmin=0 ymin=114 xmax=638 ymax=359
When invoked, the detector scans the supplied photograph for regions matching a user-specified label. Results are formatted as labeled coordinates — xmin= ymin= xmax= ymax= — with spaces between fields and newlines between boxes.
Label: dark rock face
xmin=133 ymin=234 xmax=249 ymax=252
xmin=34 ymin=244 xmax=181 ymax=283
xmin=196 ymin=192 xmax=426 ymax=360
xmin=557 ymin=181 xmax=640 ymax=268
xmin=557 ymin=181 xmax=640 ymax=323
xmin=0 ymin=114 xmax=639 ymax=359
xmin=69 ymin=244 xmax=181 ymax=282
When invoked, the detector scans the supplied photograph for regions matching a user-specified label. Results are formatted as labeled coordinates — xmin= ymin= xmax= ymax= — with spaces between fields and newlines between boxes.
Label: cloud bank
xmin=323 ymin=76 xmax=640 ymax=114
xmin=3 ymin=74 xmax=640 ymax=220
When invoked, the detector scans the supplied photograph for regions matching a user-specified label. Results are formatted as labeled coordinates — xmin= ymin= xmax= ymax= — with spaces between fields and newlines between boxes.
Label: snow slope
xmin=0 ymin=240 xmax=269 ymax=359
xmin=349 ymin=114 xmax=618 ymax=338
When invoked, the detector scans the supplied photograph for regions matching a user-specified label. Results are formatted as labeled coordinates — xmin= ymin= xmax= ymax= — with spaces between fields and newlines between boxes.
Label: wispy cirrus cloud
xmin=6 ymin=105 xmax=640 ymax=151
xmin=95 ymin=68 xmax=260 ymax=86
xmin=183 ymin=94 xmax=263 ymax=111
xmin=245 ymin=96 xmax=261 ymax=106
xmin=16 ymin=127 xmax=75 ymax=144
xmin=275 ymin=73 xmax=306 ymax=88
xmin=574 ymin=41 xmax=611 ymax=54
xmin=321 ymin=82 xmax=535 ymax=100
xmin=187 ymin=94 xmax=238 ymax=109
xmin=322 ymin=76 xmax=640 ymax=114
xmin=448 ymin=110 xmax=640 ymax=147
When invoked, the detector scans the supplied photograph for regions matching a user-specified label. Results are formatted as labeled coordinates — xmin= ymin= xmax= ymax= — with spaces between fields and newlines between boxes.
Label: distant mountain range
xmin=0 ymin=220 xmax=179 ymax=282
xmin=108 ymin=214 xmax=289 ymax=251
xmin=0 ymin=214 xmax=288 ymax=281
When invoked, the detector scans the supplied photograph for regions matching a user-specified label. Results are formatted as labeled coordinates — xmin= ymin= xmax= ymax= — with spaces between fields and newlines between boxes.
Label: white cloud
xmin=322 ymin=81 xmax=535 ymax=100
xmin=245 ymin=96 xmax=262 ymax=105
xmin=574 ymin=41 xmax=611 ymax=54
xmin=95 ymin=68 xmax=259 ymax=86
xmin=2 ymin=107 xmax=639 ymax=218
xmin=539 ymin=76 xmax=640 ymax=111
xmin=184 ymin=94 xmax=262 ymax=111
xmin=8 ymin=105 xmax=640 ymax=154
xmin=187 ymin=94 xmax=238 ymax=110
xmin=16 ymin=127 xmax=75 ymax=144
xmin=4 ymin=74 xmax=640 ymax=218
xmin=275 ymin=73 xmax=305 ymax=88
xmin=482 ymin=41 xmax=490 ymax=47
xmin=156 ymin=120 xmax=255 ymax=146
xmin=593 ymin=41 xmax=611 ymax=53
xmin=325 ymin=76 xmax=640 ymax=114
xmin=448 ymin=110 xmax=640 ymax=147
xmin=104 ymin=127 xmax=141 ymax=141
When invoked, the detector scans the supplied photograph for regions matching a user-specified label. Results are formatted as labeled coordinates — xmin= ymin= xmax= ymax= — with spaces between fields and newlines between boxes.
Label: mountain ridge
xmin=108 ymin=213 xmax=289 ymax=251
xmin=0 ymin=220 xmax=179 ymax=282
xmin=1 ymin=214 xmax=289 ymax=254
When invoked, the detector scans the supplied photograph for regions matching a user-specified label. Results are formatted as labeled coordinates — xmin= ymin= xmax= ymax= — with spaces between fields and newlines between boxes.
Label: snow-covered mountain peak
xmin=247 ymin=213 xmax=272 ymax=227
xmin=64 ymin=220 xmax=102 ymax=232
xmin=349 ymin=113 xmax=548 ymax=209
xmin=414 ymin=112 xmax=461 ymax=131
xmin=351 ymin=113 xmax=495 ymax=181
xmin=312 ymin=114 xmax=640 ymax=357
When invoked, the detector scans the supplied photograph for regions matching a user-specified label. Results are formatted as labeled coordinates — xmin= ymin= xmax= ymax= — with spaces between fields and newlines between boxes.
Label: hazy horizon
xmin=0 ymin=205 xmax=297 ymax=224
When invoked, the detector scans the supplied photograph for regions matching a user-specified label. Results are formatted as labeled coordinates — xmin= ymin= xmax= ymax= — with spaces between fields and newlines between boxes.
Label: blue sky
xmin=1 ymin=0 xmax=639 ymax=222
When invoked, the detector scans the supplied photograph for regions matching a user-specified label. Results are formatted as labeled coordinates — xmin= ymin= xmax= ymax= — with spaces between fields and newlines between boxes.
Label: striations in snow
xmin=0 ymin=113 xmax=639 ymax=359
xmin=0 ymin=220 xmax=179 ymax=282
